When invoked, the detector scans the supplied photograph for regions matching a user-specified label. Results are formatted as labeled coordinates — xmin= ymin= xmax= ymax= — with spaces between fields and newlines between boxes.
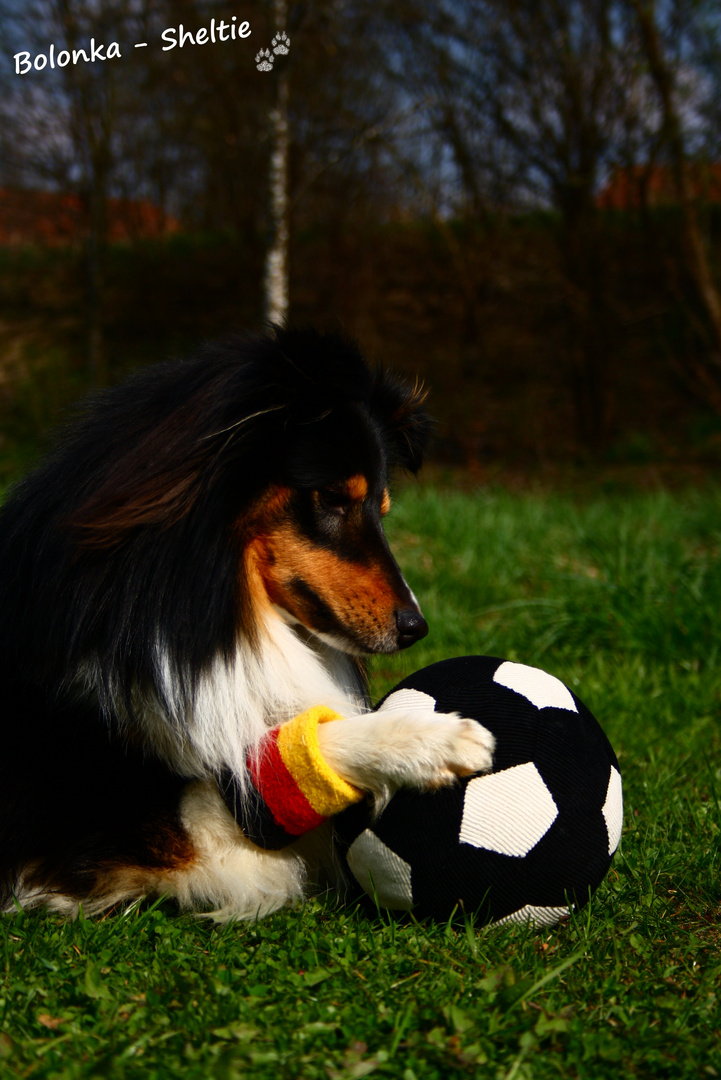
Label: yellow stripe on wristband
xmin=276 ymin=706 xmax=364 ymax=817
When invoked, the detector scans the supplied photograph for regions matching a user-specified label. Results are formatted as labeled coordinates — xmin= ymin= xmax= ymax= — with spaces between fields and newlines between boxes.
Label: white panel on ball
xmin=493 ymin=661 xmax=578 ymax=712
xmin=377 ymin=688 xmax=437 ymax=714
xmin=346 ymin=829 xmax=414 ymax=910
xmin=459 ymin=763 xmax=559 ymax=856
xmin=602 ymin=766 xmax=623 ymax=854
xmin=494 ymin=904 xmax=571 ymax=927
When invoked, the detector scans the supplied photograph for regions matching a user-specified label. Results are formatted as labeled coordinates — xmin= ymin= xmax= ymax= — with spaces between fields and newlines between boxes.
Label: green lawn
xmin=1 ymin=481 xmax=719 ymax=1078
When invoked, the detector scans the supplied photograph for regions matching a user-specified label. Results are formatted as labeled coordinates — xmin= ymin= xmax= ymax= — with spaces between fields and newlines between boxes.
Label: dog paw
xmin=317 ymin=707 xmax=495 ymax=804
xmin=422 ymin=712 xmax=496 ymax=785
xmin=376 ymin=710 xmax=495 ymax=790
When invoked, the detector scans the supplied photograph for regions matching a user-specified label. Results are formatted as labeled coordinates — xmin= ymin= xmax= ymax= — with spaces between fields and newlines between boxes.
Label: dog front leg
xmin=317 ymin=699 xmax=495 ymax=810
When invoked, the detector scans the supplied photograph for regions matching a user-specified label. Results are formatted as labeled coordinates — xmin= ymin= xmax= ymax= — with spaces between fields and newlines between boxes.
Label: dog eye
xmin=316 ymin=488 xmax=352 ymax=517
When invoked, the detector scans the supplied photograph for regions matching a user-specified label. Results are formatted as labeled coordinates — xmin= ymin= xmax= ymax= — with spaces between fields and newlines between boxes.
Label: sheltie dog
xmin=0 ymin=326 xmax=493 ymax=920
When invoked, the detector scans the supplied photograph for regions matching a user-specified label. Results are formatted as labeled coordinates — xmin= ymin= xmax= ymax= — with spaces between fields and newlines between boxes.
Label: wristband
xmin=220 ymin=706 xmax=364 ymax=849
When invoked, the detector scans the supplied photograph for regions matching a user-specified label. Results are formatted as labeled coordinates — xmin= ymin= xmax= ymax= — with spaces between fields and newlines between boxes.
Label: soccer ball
xmin=334 ymin=656 xmax=623 ymax=926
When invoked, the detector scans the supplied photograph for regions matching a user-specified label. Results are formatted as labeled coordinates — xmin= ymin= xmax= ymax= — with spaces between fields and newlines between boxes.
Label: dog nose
xmin=395 ymin=607 xmax=429 ymax=649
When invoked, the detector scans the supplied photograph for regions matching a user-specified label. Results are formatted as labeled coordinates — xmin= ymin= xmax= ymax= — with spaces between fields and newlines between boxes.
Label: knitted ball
xmin=334 ymin=656 xmax=622 ymax=926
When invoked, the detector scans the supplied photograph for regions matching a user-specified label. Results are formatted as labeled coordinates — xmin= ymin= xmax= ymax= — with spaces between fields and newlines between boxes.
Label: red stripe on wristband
xmin=248 ymin=728 xmax=326 ymax=836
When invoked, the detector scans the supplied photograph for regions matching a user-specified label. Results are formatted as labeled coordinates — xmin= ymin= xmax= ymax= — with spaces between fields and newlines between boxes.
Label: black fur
xmin=0 ymin=326 xmax=431 ymax=910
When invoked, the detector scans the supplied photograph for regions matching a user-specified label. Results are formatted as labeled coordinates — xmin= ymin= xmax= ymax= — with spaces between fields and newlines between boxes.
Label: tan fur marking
xmin=380 ymin=488 xmax=391 ymax=516
xmin=250 ymin=484 xmax=294 ymax=522
xmin=239 ymin=486 xmax=295 ymax=622
xmin=345 ymin=474 xmax=369 ymax=501
xmin=254 ymin=523 xmax=401 ymax=647
xmin=244 ymin=536 xmax=278 ymax=617
xmin=17 ymin=811 xmax=199 ymax=915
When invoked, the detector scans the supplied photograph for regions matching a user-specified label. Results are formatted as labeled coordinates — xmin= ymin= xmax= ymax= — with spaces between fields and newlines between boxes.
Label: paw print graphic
xmin=255 ymin=48 xmax=274 ymax=72
xmin=272 ymin=31 xmax=290 ymax=55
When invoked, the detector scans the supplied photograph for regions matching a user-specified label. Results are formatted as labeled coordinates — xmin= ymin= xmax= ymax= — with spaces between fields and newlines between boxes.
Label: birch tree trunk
xmin=264 ymin=0 xmax=290 ymax=326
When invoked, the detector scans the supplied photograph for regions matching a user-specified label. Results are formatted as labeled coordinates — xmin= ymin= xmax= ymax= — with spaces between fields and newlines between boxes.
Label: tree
xmin=262 ymin=0 xmax=290 ymax=325
xmin=0 ymin=0 xmax=144 ymax=384
xmin=389 ymin=0 xmax=642 ymax=447
xmin=629 ymin=0 xmax=721 ymax=412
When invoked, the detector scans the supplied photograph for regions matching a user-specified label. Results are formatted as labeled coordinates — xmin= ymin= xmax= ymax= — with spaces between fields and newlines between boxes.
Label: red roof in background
xmin=0 ymin=188 xmax=180 ymax=246
xmin=598 ymin=163 xmax=721 ymax=210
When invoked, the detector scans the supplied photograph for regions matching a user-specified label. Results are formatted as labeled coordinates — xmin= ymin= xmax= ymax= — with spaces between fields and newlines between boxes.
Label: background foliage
xmin=1 ymin=0 xmax=721 ymax=470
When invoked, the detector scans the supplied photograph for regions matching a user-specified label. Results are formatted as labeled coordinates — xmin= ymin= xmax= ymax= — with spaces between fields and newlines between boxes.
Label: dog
xmin=0 ymin=326 xmax=494 ymax=920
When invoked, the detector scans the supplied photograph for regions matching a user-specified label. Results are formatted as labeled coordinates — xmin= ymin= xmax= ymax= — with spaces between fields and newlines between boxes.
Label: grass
xmin=1 ymin=480 xmax=720 ymax=1078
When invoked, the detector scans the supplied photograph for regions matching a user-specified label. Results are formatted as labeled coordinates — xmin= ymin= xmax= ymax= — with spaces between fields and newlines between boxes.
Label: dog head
xmin=63 ymin=327 xmax=432 ymax=671
xmin=237 ymin=329 xmax=431 ymax=654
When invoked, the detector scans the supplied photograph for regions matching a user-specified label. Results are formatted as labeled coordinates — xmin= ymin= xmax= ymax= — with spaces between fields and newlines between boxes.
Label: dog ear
xmin=372 ymin=372 xmax=433 ymax=474
xmin=65 ymin=409 xmax=208 ymax=548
